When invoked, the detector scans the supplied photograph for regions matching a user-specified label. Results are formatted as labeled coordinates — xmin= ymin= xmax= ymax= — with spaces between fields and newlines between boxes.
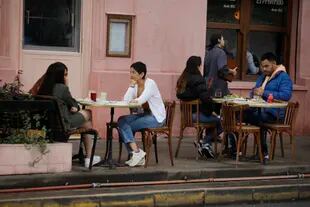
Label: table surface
xmin=77 ymin=99 xmax=141 ymax=108
xmin=212 ymin=97 xmax=288 ymax=108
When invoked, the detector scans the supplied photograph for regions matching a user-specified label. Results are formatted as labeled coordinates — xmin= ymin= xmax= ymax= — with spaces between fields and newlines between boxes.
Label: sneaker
xmin=128 ymin=149 xmax=146 ymax=167
xmin=125 ymin=157 xmax=145 ymax=166
xmin=202 ymin=143 xmax=215 ymax=159
xmin=84 ymin=155 xmax=101 ymax=168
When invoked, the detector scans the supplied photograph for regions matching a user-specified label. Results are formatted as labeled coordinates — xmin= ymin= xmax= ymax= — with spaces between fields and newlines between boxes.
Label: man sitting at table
xmin=117 ymin=62 xmax=166 ymax=167
xmin=244 ymin=52 xmax=293 ymax=161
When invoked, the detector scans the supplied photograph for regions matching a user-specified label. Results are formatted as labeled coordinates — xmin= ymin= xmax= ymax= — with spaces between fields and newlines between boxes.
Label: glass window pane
xmin=206 ymin=29 xmax=238 ymax=68
xmin=248 ymin=31 xmax=284 ymax=69
xmin=23 ymin=0 xmax=80 ymax=51
xmin=207 ymin=0 xmax=241 ymax=24
xmin=251 ymin=0 xmax=288 ymax=26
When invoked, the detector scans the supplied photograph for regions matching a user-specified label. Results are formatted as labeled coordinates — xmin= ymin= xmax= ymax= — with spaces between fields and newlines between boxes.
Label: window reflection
xmin=207 ymin=0 xmax=241 ymax=24
xmin=248 ymin=31 xmax=284 ymax=70
xmin=251 ymin=0 xmax=287 ymax=26
xmin=206 ymin=29 xmax=238 ymax=69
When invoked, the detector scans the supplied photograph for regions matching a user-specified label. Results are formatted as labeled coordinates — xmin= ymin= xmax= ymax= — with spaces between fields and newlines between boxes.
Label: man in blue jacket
xmin=245 ymin=52 xmax=293 ymax=162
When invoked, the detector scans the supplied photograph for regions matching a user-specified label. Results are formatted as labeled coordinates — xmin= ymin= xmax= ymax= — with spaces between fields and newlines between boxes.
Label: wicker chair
xmin=143 ymin=101 xmax=176 ymax=167
xmin=175 ymin=99 xmax=219 ymax=160
xmin=221 ymin=102 xmax=263 ymax=164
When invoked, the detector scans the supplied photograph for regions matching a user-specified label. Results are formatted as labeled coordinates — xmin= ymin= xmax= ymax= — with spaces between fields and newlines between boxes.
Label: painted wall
xmin=0 ymin=0 xmax=309 ymax=138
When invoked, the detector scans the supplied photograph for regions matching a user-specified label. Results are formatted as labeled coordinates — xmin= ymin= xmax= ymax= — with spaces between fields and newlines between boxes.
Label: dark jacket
xmin=250 ymin=71 xmax=293 ymax=119
xmin=53 ymin=83 xmax=80 ymax=129
xmin=204 ymin=46 xmax=231 ymax=97
xmin=177 ymin=74 xmax=214 ymax=116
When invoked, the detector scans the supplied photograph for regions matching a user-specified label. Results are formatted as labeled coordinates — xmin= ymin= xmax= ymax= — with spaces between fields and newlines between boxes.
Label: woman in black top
xmin=176 ymin=56 xmax=223 ymax=158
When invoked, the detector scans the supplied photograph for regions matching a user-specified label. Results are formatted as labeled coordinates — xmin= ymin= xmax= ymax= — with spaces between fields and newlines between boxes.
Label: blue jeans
xmin=192 ymin=113 xmax=223 ymax=144
xmin=118 ymin=113 xmax=163 ymax=149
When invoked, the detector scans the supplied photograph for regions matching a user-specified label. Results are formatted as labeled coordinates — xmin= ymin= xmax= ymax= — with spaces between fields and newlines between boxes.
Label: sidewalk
xmin=0 ymin=135 xmax=309 ymax=206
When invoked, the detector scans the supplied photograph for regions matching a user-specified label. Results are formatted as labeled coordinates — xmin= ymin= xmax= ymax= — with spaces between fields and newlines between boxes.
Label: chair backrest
xmin=284 ymin=102 xmax=299 ymax=127
xmin=164 ymin=100 xmax=176 ymax=130
xmin=34 ymin=95 xmax=69 ymax=141
xmin=179 ymin=99 xmax=200 ymax=128
xmin=221 ymin=102 xmax=248 ymax=132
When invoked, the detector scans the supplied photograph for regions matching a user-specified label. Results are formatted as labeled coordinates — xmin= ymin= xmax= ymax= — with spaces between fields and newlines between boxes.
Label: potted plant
xmin=0 ymin=71 xmax=72 ymax=175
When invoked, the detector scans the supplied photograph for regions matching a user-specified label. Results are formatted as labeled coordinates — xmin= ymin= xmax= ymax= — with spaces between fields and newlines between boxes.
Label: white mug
xmin=100 ymin=92 xmax=107 ymax=101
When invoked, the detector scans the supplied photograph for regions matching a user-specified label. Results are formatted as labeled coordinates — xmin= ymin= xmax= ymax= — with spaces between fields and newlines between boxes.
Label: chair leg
xmin=89 ymin=132 xmax=98 ymax=170
xmin=118 ymin=140 xmax=122 ymax=163
xmin=141 ymin=131 xmax=146 ymax=152
xmin=289 ymin=132 xmax=296 ymax=160
xmin=255 ymin=132 xmax=264 ymax=164
xmin=175 ymin=128 xmax=184 ymax=158
xmin=279 ymin=132 xmax=285 ymax=158
xmin=236 ymin=133 xmax=243 ymax=164
xmin=72 ymin=136 xmax=85 ymax=164
xmin=144 ymin=132 xmax=152 ymax=168
xmin=270 ymin=130 xmax=277 ymax=160
xmin=167 ymin=133 xmax=174 ymax=166
xmin=153 ymin=134 xmax=158 ymax=163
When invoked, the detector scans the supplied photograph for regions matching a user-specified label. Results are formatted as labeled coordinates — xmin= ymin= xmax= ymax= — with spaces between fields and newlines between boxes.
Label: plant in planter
xmin=0 ymin=70 xmax=50 ymax=167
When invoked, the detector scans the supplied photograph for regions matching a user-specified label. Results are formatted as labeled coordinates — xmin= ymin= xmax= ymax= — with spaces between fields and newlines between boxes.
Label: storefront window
xmin=251 ymin=0 xmax=287 ymax=26
xmin=206 ymin=0 xmax=294 ymax=81
xmin=23 ymin=0 xmax=81 ymax=52
xmin=207 ymin=0 xmax=241 ymax=24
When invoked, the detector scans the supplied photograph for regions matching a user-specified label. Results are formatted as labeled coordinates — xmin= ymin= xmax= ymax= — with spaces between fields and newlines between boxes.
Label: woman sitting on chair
xmin=176 ymin=56 xmax=223 ymax=158
xmin=118 ymin=61 xmax=166 ymax=167
xmin=37 ymin=62 xmax=100 ymax=168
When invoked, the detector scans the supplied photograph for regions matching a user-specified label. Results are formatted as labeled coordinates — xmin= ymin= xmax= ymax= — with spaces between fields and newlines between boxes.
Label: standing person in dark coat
xmin=204 ymin=33 xmax=238 ymax=99
xmin=176 ymin=56 xmax=223 ymax=158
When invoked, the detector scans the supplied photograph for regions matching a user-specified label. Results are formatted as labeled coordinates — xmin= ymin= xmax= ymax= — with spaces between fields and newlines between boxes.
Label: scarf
xmin=261 ymin=64 xmax=286 ymax=91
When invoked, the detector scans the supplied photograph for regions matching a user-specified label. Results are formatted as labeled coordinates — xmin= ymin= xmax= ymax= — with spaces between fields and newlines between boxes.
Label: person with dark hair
xmin=176 ymin=56 xmax=223 ymax=158
xmin=204 ymin=33 xmax=238 ymax=100
xmin=244 ymin=52 xmax=293 ymax=162
xmin=117 ymin=61 xmax=166 ymax=167
xmin=37 ymin=62 xmax=101 ymax=168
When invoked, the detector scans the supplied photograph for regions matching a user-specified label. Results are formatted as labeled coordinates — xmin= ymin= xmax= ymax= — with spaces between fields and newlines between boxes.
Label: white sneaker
xmin=125 ymin=157 xmax=145 ymax=166
xmin=129 ymin=150 xmax=146 ymax=167
xmin=125 ymin=158 xmax=132 ymax=165
xmin=84 ymin=155 xmax=101 ymax=168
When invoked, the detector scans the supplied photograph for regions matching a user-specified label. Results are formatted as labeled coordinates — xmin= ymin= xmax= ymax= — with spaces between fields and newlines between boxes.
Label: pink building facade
xmin=1 ymin=0 xmax=310 ymax=136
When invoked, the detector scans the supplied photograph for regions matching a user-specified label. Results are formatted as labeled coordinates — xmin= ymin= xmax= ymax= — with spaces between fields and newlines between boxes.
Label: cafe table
xmin=212 ymin=97 xmax=288 ymax=109
xmin=77 ymin=99 xmax=140 ymax=168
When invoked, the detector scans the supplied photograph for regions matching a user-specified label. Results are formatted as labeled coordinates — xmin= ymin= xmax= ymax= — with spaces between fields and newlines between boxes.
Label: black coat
xmin=176 ymin=74 xmax=214 ymax=116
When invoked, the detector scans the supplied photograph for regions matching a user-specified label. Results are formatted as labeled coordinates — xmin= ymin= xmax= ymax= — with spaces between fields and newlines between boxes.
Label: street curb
xmin=0 ymin=183 xmax=309 ymax=206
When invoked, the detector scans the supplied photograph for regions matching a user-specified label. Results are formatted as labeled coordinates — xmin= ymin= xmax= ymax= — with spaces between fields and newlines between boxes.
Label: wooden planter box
xmin=0 ymin=143 xmax=72 ymax=175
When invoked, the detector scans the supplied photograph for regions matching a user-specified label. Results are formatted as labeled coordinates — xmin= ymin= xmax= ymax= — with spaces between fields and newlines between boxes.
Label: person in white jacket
xmin=117 ymin=62 xmax=166 ymax=167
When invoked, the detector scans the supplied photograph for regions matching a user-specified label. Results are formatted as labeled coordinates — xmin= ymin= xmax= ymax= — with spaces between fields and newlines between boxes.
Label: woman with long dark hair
xmin=37 ymin=62 xmax=100 ymax=168
xmin=176 ymin=56 xmax=222 ymax=158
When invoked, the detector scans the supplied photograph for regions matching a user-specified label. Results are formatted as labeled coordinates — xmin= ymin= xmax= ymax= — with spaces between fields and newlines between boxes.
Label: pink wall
xmin=0 ymin=0 xmax=310 ymax=137
xmin=90 ymin=0 xmax=207 ymax=135
xmin=0 ymin=0 xmax=20 ymax=84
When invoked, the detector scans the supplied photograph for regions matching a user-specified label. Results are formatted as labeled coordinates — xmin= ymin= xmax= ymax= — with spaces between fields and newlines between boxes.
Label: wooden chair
xmin=35 ymin=95 xmax=99 ymax=170
xmin=261 ymin=102 xmax=299 ymax=160
xmin=221 ymin=102 xmax=263 ymax=164
xmin=174 ymin=99 xmax=219 ymax=160
xmin=144 ymin=100 xmax=176 ymax=167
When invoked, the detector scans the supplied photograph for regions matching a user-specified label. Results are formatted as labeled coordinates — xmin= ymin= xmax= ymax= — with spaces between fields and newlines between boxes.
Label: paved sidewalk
xmin=0 ymin=135 xmax=309 ymax=206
